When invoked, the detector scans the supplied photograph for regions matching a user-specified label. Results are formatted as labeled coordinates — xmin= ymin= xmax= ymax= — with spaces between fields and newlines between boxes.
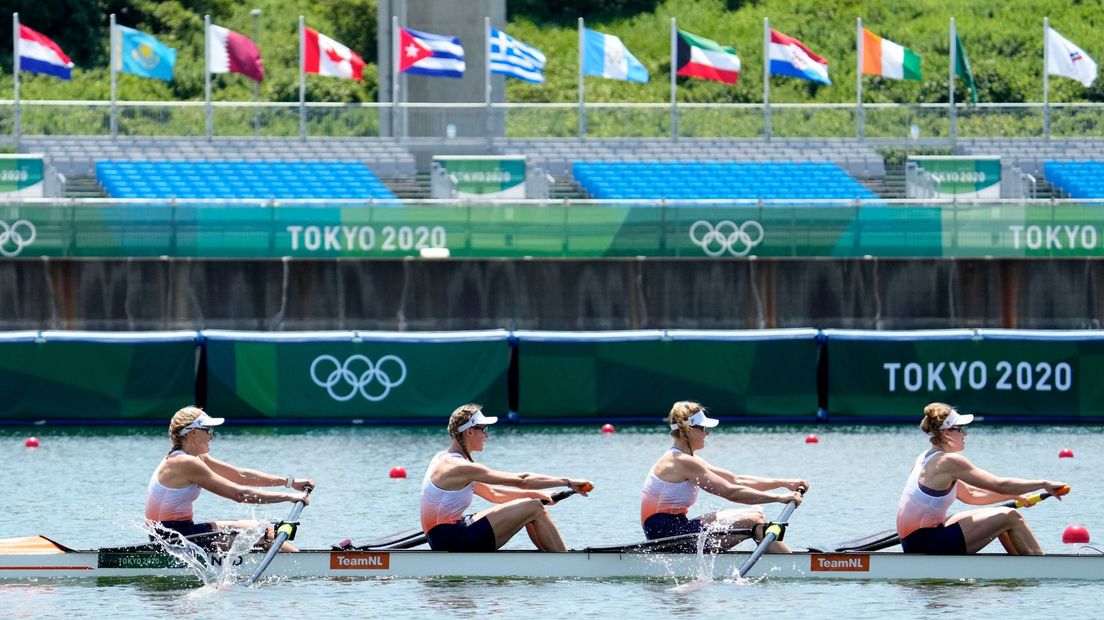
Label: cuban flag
xmin=583 ymin=28 xmax=648 ymax=83
xmin=399 ymin=27 xmax=464 ymax=78
xmin=768 ymin=29 xmax=830 ymax=85
xmin=17 ymin=24 xmax=74 ymax=80
xmin=489 ymin=28 xmax=546 ymax=83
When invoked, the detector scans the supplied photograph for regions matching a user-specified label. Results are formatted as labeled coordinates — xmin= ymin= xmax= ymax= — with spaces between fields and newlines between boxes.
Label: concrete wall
xmin=1 ymin=258 xmax=1102 ymax=331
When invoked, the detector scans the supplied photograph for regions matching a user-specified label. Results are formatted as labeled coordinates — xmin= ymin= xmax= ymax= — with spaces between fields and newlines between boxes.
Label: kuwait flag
xmin=304 ymin=27 xmax=365 ymax=81
xmin=675 ymin=30 xmax=740 ymax=84
xmin=861 ymin=29 xmax=921 ymax=80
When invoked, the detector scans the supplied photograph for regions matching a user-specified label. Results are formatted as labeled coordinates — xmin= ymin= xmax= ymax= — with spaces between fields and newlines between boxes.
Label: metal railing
xmin=7 ymin=100 xmax=1104 ymax=142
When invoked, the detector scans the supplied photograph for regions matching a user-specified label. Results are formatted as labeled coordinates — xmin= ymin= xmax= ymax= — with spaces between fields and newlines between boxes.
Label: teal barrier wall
xmin=0 ymin=331 xmax=197 ymax=420
xmin=824 ymin=329 xmax=1104 ymax=419
xmin=515 ymin=330 xmax=821 ymax=419
xmin=203 ymin=330 xmax=511 ymax=420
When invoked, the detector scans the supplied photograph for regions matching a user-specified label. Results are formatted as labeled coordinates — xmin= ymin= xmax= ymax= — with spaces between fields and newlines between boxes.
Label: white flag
xmin=1046 ymin=27 xmax=1097 ymax=87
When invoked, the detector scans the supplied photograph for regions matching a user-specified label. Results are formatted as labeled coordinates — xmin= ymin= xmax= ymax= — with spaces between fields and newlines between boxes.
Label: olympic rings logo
xmin=0 ymin=220 xmax=36 ymax=257
xmin=688 ymin=220 xmax=764 ymax=257
xmin=310 ymin=354 xmax=408 ymax=402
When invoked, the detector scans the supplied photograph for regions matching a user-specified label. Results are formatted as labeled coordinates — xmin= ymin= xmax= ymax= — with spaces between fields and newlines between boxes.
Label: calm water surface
xmin=3 ymin=423 xmax=1102 ymax=618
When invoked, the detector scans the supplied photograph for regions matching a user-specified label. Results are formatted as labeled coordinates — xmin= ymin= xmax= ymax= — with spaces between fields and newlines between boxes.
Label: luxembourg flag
xmin=17 ymin=24 xmax=74 ymax=80
xmin=768 ymin=29 xmax=830 ymax=85
xmin=398 ymin=26 xmax=465 ymax=78
xmin=304 ymin=27 xmax=365 ymax=81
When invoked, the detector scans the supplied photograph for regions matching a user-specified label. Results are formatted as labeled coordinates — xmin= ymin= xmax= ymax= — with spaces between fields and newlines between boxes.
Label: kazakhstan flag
xmin=117 ymin=25 xmax=176 ymax=82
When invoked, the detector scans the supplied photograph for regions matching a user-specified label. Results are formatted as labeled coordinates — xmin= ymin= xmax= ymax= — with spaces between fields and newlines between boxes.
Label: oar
xmin=245 ymin=487 xmax=312 ymax=587
xmin=810 ymin=485 xmax=1071 ymax=554
xmin=735 ymin=488 xmax=805 ymax=579
xmin=340 ymin=483 xmax=593 ymax=551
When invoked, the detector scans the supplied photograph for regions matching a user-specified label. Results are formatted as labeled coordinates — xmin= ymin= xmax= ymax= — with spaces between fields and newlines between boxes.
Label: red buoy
xmin=805 ymin=434 xmax=819 ymax=444
xmin=601 ymin=423 xmax=615 ymax=434
xmin=24 ymin=437 xmax=39 ymax=448
xmin=1062 ymin=524 xmax=1090 ymax=544
xmin=1059 ymin=448 xmax=1074 ymax=458
xmin=389 ymin=466 xmax=407 ymax=479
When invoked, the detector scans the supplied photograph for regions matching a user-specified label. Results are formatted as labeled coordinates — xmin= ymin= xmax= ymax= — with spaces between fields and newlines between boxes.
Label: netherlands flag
xmin=768 ymin=29 xmax=830 ymax=85
xmin=398 ymin=26 xmax=464 ymax=78
xmin=18 ymin=24 xmax=73 ymax=80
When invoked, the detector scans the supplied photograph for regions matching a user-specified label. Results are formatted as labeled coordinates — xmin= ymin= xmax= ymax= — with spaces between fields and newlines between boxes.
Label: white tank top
xmin=145 ymin=451 xmax=202 ymax=522
xmin=420 ymin=451 xmax=475 ymax=532
xmin=640 ymin=448 xmax=700 ymax=523
xmin=896 ymin=449 xmax=957 ymax=538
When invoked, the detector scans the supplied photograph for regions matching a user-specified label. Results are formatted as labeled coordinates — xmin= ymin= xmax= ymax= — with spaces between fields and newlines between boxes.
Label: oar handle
xmin=736 ymin=487 xmax=805 ymax=579
xmin=1008 ymin=485 xmax=1070 ymax=509
xmin=543 ymin=482 xmax=594 ymax=505
xmin=246 ymin=486 xmax=313 ymax=587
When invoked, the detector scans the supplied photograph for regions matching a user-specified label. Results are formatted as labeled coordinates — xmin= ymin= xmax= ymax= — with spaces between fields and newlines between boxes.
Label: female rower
xmin=896 ymin=402 xmax=1067 ymax=555
xmin=641 ymin=401 xmax=807 ymax=552
xmin=145 ymin=406 xmax=314 ymax=550
xmin=420 ymin=404 xmax=593 ymax=552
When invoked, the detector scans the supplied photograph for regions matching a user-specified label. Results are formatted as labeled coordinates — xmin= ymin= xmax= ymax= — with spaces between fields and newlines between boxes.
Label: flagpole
xmin=252 ymin=8 xmax=261 ymax=137
xmin=949 ymin=17 xmax=957 ymax=146
xmin=485 ymin=16 xmax=492 ymax=146
xmin=13 ymin=12 xmax=20 ymax=145
xmin=578 ymin=17 xmax=586 ymax=139
xmin=670 ymin=18 xmax=678 ymax=141
xmin=110 ymin=14 xmax=118 ymax=139
xmin=1043 ymin=16 xmax=1050 ymax=140
xmin=298 ymin=15 xmax=306 ymax=140
xmin=856 ymin=17 xmax=863 ymax=141
xmin=763 ymin=18 xmax=770 ymax=142
xmin=204 ymin=14 xmax=212 ymax=141
xmin=392 ymin=15 xmax=399 ymax=139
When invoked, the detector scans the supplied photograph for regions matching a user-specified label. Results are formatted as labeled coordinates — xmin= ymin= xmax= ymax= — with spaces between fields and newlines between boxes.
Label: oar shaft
xmin=246 ymin=489 xmax=311 ymax=587
xmin=736 ymin=499 xmax=798 ymax=578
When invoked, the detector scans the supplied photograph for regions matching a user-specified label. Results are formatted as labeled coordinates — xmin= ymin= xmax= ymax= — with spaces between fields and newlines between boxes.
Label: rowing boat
xmin=2 ymin=536 xmax=1102 ymax=581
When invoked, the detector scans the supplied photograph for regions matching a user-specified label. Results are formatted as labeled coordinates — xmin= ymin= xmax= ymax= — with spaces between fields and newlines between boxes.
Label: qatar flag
xmin=207 ymin=23 xmax=263 ymax=82
xmin=304 ymin=27 xmax=364 ymax=81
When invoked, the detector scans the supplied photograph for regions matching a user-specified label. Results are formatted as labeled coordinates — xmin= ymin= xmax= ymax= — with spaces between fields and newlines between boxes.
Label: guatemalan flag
xmin=768 ymin=29 xmax=830 ymax=85
xmin=399 ymin=27 xmax=465 ymax=78
xmin=583 ymin=28 xmax=648 ymax=83
xmin=17 ymin=24 xmax=74 ymax=80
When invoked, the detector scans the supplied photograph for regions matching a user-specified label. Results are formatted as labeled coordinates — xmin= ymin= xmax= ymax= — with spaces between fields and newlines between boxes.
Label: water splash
xmin=137 ymin=520 xmax=267 ymax=588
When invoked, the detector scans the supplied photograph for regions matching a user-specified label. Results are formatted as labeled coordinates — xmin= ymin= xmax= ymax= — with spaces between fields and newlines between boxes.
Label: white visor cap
xmin=456 ymin=409 xmax=499 ymax=433
xmin=670 ymin=410 xmax=719 ymax=430
xmin=939 ymin=409 xmax=975 ymax=429
xmin=178 ymin=413 xmax=225 ymax=436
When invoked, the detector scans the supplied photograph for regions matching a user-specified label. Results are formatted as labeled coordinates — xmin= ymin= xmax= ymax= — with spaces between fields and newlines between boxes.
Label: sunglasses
xmin=947 ymin=426 xmax=967 ymax=435
xmin=690 ymin=425 xmax=707 ymax=431
xmin=473 ymin=425 xmax=488 ymax=435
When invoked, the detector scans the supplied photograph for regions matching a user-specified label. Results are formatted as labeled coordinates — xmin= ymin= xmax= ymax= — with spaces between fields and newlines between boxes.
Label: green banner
xmin=910 ymin=156 xmax=1001 ymax=198
xmin=516 ymin=330 xmax=820 ymax=419
xmin=0 ymin=156 xmax=44 ymax=198
xmin=5 ymin=202 xmax=1104 ymax=259
xmin=435 ymin=156 xmax=526 ymax=198
xmin=204 ymin=331 xmax=510 ymax=420
xmin=825 ymin=330 xmax=1104 ymax=418
xmin=0 ymin=332 xmax=197 ymax=420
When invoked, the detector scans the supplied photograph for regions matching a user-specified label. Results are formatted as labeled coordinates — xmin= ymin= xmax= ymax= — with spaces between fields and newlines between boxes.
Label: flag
xmin=304 ymin=26 xmax=365 ymax=81
xmin=768 ymin=29 xmax=830 ymax=85
xmin=583 ymin=28 xmax=648 ymax=83
xmin=398 ymin=27 xmax=464 ymax=78
xmin=207 ymin=23 xmax=263 ymax=82
xmin=954 ymin=31 xmax=978 ymax=104
xmin=116 ymin=25 xmax=176 ymax=82
xmin=1046 ymin=26 xmax=1097 ymax=87
xmin=675 ymin=29 xmax=740 ymax=84
xmin=489 ymin=28 xmax=546 ymax=83
xmin=17 ymin=24 xmax=73 ymax=80
xmin=861 ymin=29 xmax=920 ymax=80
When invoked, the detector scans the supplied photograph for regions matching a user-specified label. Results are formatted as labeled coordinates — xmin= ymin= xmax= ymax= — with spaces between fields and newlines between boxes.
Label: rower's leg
xmin=700 ymin=508 xmax=791 ymax=553
xmin=214 ymin=520 xmax=298 ymax=552
xmin=475 ymin=499 xmax=566 ymax=552
xmin=946 ymin=507 xmax=1042 ymax=555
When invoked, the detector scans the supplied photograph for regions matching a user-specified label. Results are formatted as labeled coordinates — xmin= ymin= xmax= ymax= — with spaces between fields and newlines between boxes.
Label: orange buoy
xmin=805 ymin=434 xmax=819 ymax=444
xmin=389 ymin=466 xmax=407 ymax=479
xmin=1059 ymin=448 xmax=1074 ymax=458
xmin=601 ymin=423 xmax=615 ymax=434
xmin=1062 ymin=524 xmax=1090 ymax=544
xmin=24 ymin=437 xmax=39 ymax=448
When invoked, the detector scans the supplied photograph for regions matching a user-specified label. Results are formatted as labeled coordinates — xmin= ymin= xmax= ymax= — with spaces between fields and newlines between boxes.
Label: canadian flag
xmin=304 ymin=27 xmax=365 ymax=81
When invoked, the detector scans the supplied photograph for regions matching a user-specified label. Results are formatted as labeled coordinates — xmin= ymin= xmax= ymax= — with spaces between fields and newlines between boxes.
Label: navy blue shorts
xmin=901 ymin=522 xmax=967 ymax=555
xmin=151 ymin=520 xmax=218 ymax=541
xmin=426 ymin=516 xmax=497 ymax=552
xmin=643 ymin=513 xmax=704 ymax=540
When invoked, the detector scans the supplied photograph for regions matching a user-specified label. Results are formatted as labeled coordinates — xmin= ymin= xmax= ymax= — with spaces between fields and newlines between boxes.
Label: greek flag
xmin=489 ymin=28 xmax=546 ymax=83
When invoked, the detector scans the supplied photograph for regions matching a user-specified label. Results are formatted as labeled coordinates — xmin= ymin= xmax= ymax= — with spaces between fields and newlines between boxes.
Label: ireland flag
xmin=675 ymin=29 xmax=740 ymax=84
xmin=861 ymin=28 xmax=921 ymax=80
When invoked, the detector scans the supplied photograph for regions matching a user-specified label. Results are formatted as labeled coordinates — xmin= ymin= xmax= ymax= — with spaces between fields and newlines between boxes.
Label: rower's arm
xmin=942 ymin=455 xmax=1053 ymax=497
xmin=473 ymin=482 xmax=548 ymax=503
xmin=722 ymin=469 xmax=808 ymax=492
xmin=201 ymin=454 xmax=283 ymax=486
xmin=181 ymin=458 xmax=305 ymax=505
xmin=694 ymin=461 xmax=797 ymax=506
xmin=955 ymin=480 xmax=1017 ymax=505
xmin=457 ymin=462 xmax=590 ymax=494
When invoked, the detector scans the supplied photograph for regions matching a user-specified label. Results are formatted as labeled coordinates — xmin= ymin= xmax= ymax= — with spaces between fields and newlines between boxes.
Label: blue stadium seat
xmin=1045 ymin=161 xmax=1104 ymax=198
